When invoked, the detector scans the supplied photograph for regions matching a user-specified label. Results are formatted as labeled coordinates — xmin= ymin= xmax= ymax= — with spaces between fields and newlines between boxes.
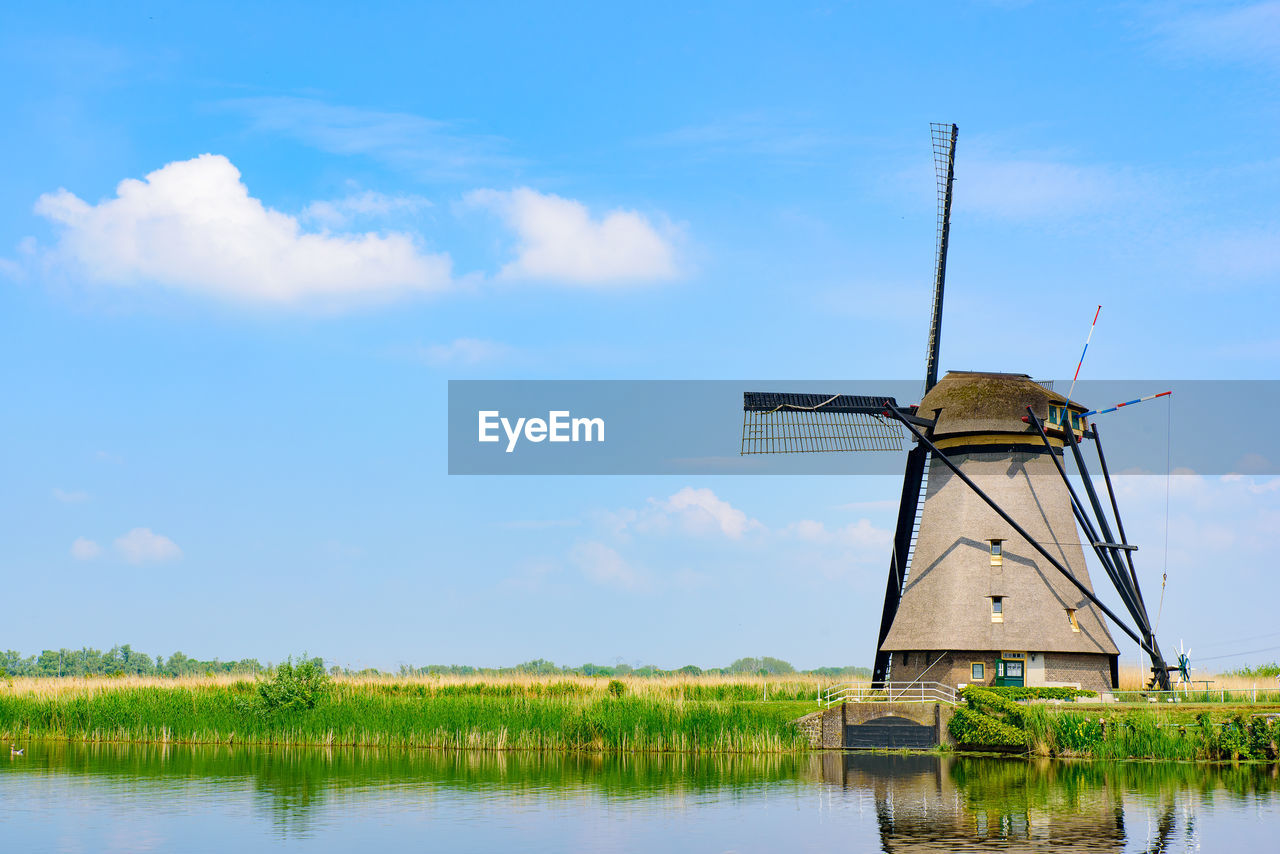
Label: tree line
xmin=0 ymin=645 xmax=265 ymax=678
xmin=398 ymin=657 xmax=872 ymax=679
xmin=0 ymin=646 xmax=872 ymax=680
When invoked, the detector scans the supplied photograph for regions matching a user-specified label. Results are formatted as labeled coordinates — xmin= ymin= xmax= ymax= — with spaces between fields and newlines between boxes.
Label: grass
xmin=0 ymin=673 xmax=822 ymax=753
xmin=8 ymin=670 xmax=1277 ymax=760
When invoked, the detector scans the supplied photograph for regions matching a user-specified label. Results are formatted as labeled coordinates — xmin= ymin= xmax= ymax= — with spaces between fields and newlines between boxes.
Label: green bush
xmin=255 ymin=658 xmax=331 ymax=714
xmin=961 ymin=687 xmax=1030 ymax=728
xmin=948 ymin=706 xmax=1025 ymax=747
xmin=979 ymin=686 xmax=1095 ymax=701
xmin=607 ymin=679 xmax=627 ymax=698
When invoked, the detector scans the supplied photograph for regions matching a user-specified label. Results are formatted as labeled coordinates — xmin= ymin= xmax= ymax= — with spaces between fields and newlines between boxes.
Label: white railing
xmin=1110 ymin=686 xmax=1280 ymax=704
xmin=823 ymin=681 xmax=957 ymax=708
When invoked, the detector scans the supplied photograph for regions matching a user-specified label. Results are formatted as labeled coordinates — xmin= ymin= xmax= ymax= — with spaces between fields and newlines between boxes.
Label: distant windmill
xmin=741 ymin=124 xmax=1173 ymax=692
xmin=1175 ymin=640 xmax=1193 ymax=688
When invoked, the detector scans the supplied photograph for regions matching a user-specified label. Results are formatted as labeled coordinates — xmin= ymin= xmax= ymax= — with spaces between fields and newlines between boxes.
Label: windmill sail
xmin=740 ymin=392 xmax=905 ymax=454
xmin=924 ymin=122 xmax=958 ymax=393
xmin=874 ymin=123 xmax=959 ymax=686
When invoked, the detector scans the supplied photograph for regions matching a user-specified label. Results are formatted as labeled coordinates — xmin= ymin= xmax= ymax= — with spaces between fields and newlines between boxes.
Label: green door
xmin=994 ymin=659 xmax=1025 ymax=687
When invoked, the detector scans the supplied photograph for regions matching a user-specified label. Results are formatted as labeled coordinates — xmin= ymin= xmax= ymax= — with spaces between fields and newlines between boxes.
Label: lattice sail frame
xmin=741 ymin=392 xmax=905 ymax=454
xmin=924 ymin=122 xmax=958 ymax=393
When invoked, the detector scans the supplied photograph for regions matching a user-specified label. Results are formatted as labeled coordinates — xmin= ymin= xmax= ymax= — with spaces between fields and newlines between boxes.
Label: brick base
xmin=887 ymin=650 xmax=1114 ymax=694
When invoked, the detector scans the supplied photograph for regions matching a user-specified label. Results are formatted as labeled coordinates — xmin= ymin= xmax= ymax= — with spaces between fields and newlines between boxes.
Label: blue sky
xmin=3 ymin=1 xmax=1280 ymax=672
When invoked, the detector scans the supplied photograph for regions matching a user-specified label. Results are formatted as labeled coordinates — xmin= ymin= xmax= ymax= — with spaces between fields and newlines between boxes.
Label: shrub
xmin=948 ymin=706 xmax=1025 ymax=747
xmin=979 ymin=686 xmax=1095 ymax=701
xmin=607 ymin=679 xmax=627 ymax=698
xmin=255 ymin=657 xmax=331 ymax=714
xmin=961 ymin=687 xmax=1027 ymax=727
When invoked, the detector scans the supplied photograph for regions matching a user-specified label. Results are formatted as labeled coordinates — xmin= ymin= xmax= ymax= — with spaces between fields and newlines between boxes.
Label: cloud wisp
xmin=223 ymin=96 xmax=516 ymax=180
xmin=413 ymin=337 xmax=514 ymax=366
xmin=70 ymin=537 xmax=101 ymax=560
xmin=467 ymin=187 xmax=681 ymax=284
xmin=301 ymin=189 xmax=432 ymax=229
xmin=114 ymin=527 xmax=182 ymax=564
xmin=958 ymin=156 xmax=1138 ymax=220
xmin=559 ymin=487 xmax=890 ymax=593
xmin=36 ymin=154 xmax=453 ymax=306
xmin=1153 ymin=1 xmax=1280 ymax=68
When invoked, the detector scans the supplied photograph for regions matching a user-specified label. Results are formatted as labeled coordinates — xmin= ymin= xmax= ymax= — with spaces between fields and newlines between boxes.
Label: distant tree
xmin=677 ymin=664 xmax=702 ymax=676
xmin=806 ymin=665 xmax=873 ymax=679
xmin=515 ymin=659 xmax=561 ymax=675
xmin=727 ymin=657 xmax=795 ymax=675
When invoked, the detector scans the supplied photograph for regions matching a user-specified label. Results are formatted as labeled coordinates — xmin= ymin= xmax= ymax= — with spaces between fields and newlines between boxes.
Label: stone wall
xmin=794 ymin=711 xmax=825 ymax=747
xmin=793 ymin=702 xmax=956 ymax=748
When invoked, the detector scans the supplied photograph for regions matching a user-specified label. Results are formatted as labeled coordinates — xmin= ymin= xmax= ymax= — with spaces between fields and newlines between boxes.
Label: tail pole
xmin=1067 ymin=305 xmax=1101 ymax=400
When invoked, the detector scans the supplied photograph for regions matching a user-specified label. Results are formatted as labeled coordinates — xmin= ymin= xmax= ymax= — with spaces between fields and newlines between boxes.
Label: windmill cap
xmin=920 ymin=371 xmax=1086 ymax=439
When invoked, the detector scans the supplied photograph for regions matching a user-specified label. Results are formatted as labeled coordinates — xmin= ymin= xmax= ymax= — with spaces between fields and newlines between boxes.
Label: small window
xmin=901 ymin=652 xmax=910 ymax=667
xmin=971 ymin=662 xmax=985 ymax=680
xmin=991 ymin=596 xmax=1004 ymax=622
xmin=990 ymin=540 xmax=1003 ymax=567
xmin=1066 ymin=609 xmax=1080 ymax=632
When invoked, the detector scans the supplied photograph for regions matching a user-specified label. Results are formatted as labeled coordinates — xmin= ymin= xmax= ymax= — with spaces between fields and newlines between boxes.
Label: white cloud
xmin=570 ymin=540 xmax=644 ymax=590
xmin=781 ymin=517 xmax=891 ymax=551
xmin=35 ymin=154 xmax=452 ymax=306
xmin=301 ymin=189 xmax=431 ymax=229
xmin=657 ymin=487 xmax=762 ymax=538
xmin=53 ymin=488 xmax=90 ymax=503
xmin=602 ymin=488 xmax=761 ymax=540
xmin=114 ymin=527 xmax=182 ymax=564
xmin=466 ymin=187 xmax=680 ymax=284
xmin=70 ymin=537 xmax=101 ymax=560
xmin=415 ymin=337 xmax=513 ymax=366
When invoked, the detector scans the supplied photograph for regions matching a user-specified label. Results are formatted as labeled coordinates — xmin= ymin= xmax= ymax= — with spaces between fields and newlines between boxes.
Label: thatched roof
xmin=920 ymin=371 xmax=1084 ymax=439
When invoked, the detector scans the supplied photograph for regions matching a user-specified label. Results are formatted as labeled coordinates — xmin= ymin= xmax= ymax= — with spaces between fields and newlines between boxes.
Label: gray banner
xmin=447 ymin=380 xmax=1272 ymax=476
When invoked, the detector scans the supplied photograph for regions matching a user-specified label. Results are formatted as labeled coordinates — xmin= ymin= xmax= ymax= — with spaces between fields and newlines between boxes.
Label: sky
xmin=3 ymin=1 xmax=1280 ymax=673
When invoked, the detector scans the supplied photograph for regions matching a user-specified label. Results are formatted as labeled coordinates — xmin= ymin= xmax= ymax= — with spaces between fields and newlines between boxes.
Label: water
xmin=2 ymin=743 xmax=1277 ymax=852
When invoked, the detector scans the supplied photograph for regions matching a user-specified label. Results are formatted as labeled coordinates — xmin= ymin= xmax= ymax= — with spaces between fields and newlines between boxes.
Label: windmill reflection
xmin=819 ymin=754 xmax=1184 ymax=853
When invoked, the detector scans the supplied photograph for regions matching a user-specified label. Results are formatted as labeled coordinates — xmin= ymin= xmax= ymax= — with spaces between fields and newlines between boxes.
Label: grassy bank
xmin=0 ymin=673 xmax=818 ymax=752
xmin=952 ymin=687 xmax=1280 ymax=761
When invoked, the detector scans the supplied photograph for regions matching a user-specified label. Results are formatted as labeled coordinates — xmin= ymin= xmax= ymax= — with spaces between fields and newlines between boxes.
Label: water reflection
xmin=817 ymin=753 xmax=1278 ymax=852
xmin=2 ymin=743 xmax=1277 ymax=852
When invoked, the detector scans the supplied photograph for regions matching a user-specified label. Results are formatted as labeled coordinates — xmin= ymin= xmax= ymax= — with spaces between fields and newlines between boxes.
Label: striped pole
xmin=1068 ymin=305 xmax=1102 ymax=400
xmin=1083 ymin=391 xmax=1171 ymax=418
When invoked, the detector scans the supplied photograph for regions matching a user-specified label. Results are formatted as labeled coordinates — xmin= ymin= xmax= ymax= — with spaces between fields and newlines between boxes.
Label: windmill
xmin=1175 ymin=640 xmax=1193 ymax=688
xmin=741 ymin=124 xmax=1173 ymax=692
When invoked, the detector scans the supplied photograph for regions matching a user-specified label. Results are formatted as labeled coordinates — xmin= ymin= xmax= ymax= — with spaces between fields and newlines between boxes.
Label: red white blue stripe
xmin=1068 ymin=305 xmax=1101 ymax=400
xmin=1083 ymin=391 xmax=1171 ymax=418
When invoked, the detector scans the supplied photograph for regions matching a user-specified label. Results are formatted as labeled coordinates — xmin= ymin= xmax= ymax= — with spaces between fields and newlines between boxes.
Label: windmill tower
xmin=880 ymin=371 xmax=1120 ymax=692
xmin=741 ymin=124 xmax=1171 ymax=692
